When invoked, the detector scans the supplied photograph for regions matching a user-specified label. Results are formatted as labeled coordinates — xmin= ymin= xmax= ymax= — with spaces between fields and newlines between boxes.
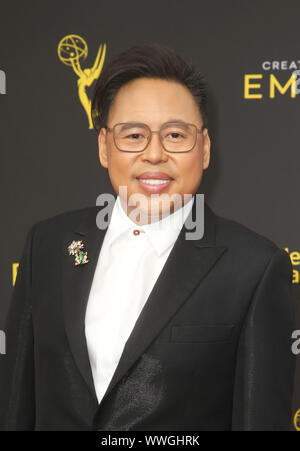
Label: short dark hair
xmin=91 ymin=43 xmax=208 ymax=131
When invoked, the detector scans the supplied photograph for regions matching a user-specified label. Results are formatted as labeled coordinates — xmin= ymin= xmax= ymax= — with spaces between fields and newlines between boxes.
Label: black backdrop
xmin=0 ymin=0 xmax=299 ymax=430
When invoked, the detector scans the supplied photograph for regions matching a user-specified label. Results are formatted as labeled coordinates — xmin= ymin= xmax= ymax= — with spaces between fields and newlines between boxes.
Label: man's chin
xmin=128 ymin=200 xmax=177 ymax=225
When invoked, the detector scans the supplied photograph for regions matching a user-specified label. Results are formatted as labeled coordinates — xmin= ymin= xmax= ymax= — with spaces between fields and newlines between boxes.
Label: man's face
xmin=98 ymin=77 xmax=210 ymax=224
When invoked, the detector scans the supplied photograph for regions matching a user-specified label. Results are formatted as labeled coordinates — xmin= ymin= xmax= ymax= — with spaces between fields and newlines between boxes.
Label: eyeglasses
xmin=104 ymin=121 xmax=205 ymax=153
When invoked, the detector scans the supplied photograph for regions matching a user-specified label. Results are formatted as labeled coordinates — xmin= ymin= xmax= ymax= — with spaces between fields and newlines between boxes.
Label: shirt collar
xmin=105 ymin=195 xmax=194 ymax=257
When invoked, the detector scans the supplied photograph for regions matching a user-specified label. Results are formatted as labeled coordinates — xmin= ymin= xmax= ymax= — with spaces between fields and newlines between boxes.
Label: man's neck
xmin=118 ymin=195 xmax=193 ymax=226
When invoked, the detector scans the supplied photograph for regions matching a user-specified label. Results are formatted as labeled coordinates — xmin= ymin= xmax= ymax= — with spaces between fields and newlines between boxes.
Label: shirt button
xmin=133 ymin=229 xmax=145 ymax=236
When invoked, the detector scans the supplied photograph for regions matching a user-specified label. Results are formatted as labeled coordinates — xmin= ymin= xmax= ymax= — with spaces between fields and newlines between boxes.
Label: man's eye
xmin=166 ymin=132 xmax=183 ymax=139
xmin=126 ymin=133 xmax=143 ymax=139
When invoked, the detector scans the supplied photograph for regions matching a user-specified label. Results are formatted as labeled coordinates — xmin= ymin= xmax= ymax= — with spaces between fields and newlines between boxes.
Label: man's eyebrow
xmin=122 ymin=119 xmax=189 ymax=126
xmin=165 ymin=118 xmax=188 ymax=124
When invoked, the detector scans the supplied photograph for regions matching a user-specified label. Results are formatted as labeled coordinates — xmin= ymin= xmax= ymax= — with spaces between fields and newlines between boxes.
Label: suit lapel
xmin=62 ymin=198 xmax=228 ymax=407
xmin=62 ymin=214 xmax=107 ymax=402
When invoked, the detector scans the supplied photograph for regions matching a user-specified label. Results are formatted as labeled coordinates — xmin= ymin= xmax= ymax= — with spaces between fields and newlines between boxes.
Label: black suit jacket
xmin=0 ymin=199 xmax=296 ymax=431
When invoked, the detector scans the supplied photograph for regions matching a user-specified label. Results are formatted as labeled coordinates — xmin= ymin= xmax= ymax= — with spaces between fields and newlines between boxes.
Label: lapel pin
xmin=67 ymin=240 xmax=89 ymax=266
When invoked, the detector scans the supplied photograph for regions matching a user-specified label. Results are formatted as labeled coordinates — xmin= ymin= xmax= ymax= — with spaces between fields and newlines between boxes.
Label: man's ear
xmin=98 ymin=128 xmax=108 ymax=168
xmin=202 ymin=128 xmax=211 ymax=170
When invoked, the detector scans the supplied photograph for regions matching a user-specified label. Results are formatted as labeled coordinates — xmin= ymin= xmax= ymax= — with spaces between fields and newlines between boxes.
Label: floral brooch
xmin=67 ymin=240 xmax=89 ymax=266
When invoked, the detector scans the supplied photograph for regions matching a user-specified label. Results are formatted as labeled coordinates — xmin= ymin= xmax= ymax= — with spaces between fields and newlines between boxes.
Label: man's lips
xmin=135 ymin=171 xmax=174 ymax=193
xmin=136 ymin=171 xmax=174 ymax=180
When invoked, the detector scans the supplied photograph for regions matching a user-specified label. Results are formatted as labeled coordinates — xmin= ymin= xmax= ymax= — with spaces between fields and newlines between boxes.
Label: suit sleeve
xmin=231 ymin=248 xmax=296 ymax=431
xmin=0 ymin=223 xmax=39 ymax=430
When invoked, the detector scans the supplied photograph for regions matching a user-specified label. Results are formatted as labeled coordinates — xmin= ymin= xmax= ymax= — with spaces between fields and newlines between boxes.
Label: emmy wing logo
xmin=57 ymin=34 xmax=106 ymax=129
xmin=294 ymin=409 xmax=300 ymax=431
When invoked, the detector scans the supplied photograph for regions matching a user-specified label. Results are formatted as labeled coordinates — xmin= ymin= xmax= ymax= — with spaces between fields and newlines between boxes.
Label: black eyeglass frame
xmin=104 ymin=121 xmax=205 ymax=153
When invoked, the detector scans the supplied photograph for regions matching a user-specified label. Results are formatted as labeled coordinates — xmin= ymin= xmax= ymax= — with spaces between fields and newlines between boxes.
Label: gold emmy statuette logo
xmin=294 ymin=408 xmax=300 ymax=431
xmin=57 ymin=35 xmax=106 ymax=129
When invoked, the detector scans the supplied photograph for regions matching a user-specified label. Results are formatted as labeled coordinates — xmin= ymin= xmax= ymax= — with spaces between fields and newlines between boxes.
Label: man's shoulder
xmin=210 ymin=207 xmax=292 ymax=297
xmin=29 ymin=205 xmax=101 ymax=237
xmin=211 ymin=207 xmax=283 ymax=260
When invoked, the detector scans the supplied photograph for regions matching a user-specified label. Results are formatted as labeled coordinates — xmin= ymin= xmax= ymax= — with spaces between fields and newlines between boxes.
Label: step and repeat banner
xmin=0 ymin=0 xmax=299 ymax=430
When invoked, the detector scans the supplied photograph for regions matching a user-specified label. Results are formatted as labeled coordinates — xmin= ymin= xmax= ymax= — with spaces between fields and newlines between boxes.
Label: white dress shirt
xmin=85 ymin=195 xmax=194 ymax=404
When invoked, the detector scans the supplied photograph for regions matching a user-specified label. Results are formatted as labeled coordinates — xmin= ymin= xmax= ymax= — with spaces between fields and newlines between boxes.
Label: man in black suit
xmin=0 ymin=43 xmax=295 ymax=431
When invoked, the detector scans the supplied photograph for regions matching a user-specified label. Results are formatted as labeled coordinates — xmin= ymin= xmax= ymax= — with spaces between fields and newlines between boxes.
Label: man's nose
xmin=141 ymin=132 xmax=168 ymax=162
